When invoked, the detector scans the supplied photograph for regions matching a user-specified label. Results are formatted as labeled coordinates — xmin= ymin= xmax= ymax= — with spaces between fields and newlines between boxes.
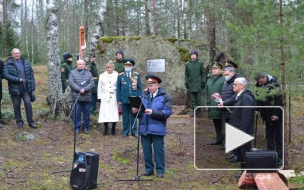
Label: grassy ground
xmin=0 ymin=65 xmax=303 ymax=189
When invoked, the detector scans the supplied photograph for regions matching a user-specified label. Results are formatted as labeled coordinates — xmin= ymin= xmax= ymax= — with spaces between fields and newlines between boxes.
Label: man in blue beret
xmin=116 ymin=58 xmax=142 ymax=138
xmin=132 ymin=74 xmax=172 ymax=178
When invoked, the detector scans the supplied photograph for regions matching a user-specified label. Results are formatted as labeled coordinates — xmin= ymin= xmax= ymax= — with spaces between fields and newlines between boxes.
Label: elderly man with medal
xmin=116 ymin=58 xmax=142 ymax=138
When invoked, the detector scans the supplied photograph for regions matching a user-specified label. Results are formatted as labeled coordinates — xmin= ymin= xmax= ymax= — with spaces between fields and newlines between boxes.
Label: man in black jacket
xmin=3 ymin=48 xmax=37 ymax=129
xmin=229 ymin=77 xmax=255 ymax=164
xmin=254 ymin=72 xmax=283 ymax=165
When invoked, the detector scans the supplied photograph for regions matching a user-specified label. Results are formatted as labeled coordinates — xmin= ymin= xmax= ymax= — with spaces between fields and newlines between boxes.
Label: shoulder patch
xmin=118 ymin=72 xmax=124 ymax=75
xmin=61 ymin=67 xmax=65 ymax=72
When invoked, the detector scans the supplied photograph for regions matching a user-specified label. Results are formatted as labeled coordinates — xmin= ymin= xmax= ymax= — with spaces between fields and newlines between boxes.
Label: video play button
xmin=225 ymin=123 xmax=254 ymax=153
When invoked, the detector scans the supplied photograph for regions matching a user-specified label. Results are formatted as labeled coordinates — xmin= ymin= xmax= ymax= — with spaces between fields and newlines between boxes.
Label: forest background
xmin=1 ymin=0 xmax=304 ymax=185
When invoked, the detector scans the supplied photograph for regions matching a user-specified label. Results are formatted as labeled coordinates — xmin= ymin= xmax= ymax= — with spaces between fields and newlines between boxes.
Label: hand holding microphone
xmin=80 ymin=81 xmax=87 ymax=86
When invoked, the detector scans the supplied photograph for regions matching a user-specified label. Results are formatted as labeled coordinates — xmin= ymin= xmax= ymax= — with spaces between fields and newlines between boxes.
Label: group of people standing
xmin=184 ymin=49 xmax=282 ymax=169
xmin=61 ymin=49 xmax=172 ymax=178
xmin=205 ymin=57 xmax=283 ymax=169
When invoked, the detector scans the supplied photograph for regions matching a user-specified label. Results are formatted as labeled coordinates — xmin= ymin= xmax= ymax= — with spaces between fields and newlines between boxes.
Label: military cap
xmin=189 ymin=50 xmax=198 ymax=57
xmin=63 ymin=52 xmax=73 ymax=60
xmin=146 ymin=74 xmax=162 ymax=84
xmin=123 ymin=58 xmax=135 ymax=66
xmin=225 ymin=59 xmax=238 ymax=68
xmin=116 ymin=49 xmax=124 ymax=56
xmin=211 ymin=62 xmax=223 ymax=69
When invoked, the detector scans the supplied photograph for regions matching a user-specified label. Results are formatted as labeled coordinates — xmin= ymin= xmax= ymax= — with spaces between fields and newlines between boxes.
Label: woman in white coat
xmin=97 ymin=61 xmax=121 ymax=135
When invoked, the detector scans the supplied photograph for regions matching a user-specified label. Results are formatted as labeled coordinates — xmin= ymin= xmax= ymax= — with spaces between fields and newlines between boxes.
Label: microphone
xmin=80 ymin=81 xmax=87 ymax=86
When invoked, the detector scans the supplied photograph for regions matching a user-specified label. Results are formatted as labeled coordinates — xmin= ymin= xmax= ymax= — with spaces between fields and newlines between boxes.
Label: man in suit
xmin=229 ymin=77 xmax=255 ymax=164
xmin=116 ymin=58 xmax=142 ymax=138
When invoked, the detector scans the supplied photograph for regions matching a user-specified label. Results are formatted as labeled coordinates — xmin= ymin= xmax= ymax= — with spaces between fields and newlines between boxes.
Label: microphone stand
xmin=52 ymin=91 xmax=82 ymax=174
xmin=117 ymin=100 xmax=153 ymax=189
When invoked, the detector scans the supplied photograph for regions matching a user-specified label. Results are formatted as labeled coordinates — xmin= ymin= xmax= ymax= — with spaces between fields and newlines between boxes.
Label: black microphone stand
xmin=117 ymin=100 xmax=153 ymax=189
xmin=52 ymin=91 xmax=82 ymax=174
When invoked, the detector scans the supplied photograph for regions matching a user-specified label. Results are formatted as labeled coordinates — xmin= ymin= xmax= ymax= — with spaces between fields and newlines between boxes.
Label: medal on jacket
xmin=121 ymin=78 xmax=126 ymax=84
xmin=131 ymin=75 xmax=138 ymax=90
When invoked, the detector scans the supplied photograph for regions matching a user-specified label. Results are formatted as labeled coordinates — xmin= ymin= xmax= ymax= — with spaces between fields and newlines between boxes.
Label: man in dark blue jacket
xmin=132 ymin=74 xmax=172 ymax=178
xmin=3 ymin=48 xmax=37 ymax=129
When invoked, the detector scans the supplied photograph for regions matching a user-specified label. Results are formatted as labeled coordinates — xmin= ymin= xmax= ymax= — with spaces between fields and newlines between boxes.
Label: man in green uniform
xmin=185 ymin=50 xmax=206 ymax=117
xmin=61 ymin=52 xmax=74 ymax=93
xmin=204 ymin=62 xmax=225 ymax=145
xmin=116 ymin=58 xmax=142 ymax=138
xmin=89 ymin=53 xmax=99 ymax=115
xmin=113 ymin=50 xmax=124 ymax=73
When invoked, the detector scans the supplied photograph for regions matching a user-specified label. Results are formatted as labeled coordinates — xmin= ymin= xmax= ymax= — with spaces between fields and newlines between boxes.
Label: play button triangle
xmin=225 ymin=123 xmax=254 ymax=153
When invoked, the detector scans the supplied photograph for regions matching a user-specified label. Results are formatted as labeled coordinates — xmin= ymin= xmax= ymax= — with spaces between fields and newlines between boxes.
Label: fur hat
xmin=189 ymin=50 xmax=198 ymax=57
xmin=63 ymin=52 xmax=72 ymax=60
xmin=116 ymin=50 xmax=124 ymax=57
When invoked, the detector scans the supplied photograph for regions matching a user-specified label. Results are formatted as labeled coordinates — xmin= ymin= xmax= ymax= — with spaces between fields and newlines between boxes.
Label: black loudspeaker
xmin=245 ymin=150 xmax=278 ymax=173
xmin=70 ymin=152 xmax=99 ymax=190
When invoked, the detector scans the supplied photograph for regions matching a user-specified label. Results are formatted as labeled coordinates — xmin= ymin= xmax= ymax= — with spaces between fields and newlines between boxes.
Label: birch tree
xmin=82 ymin=0 xmax=107 ymax=64
xmin=46 ymin=0 xmax=63 ymax=116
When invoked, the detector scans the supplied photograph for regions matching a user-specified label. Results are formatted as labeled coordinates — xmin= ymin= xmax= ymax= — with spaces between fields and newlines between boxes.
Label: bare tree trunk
xmin=82 ymin=0 xmax=107 ymax=65
xmin=24 ymin=0 xmax=30 ymax=61
xmin=84 ymin=0 xmax=89 ymax=41
xmin=31 ymin=2 xmax=34 ymax=64
xmin=67 ymin=0 xmax=71 ymax=51
xmin=208 ymin=16 xmax=216 ymax=64
xmin=46 ymin=0 xmax=63 ymax=116
xmin=144 ymin=0 xmax=151 ymax=36
xmin=152 ymin=0 xmax=158 ymax=35
xmin=115 ymin=0 xmax=119 ymax=36
xmin=177 ymin=0 xmax=181 ymax=38
xmin=279 ymin=0 xmax=288 ymax=170
xmin=2 ymin=0 xmax=6 ymax=57
xmin=121 ymin=0 xmax=126 ymax=36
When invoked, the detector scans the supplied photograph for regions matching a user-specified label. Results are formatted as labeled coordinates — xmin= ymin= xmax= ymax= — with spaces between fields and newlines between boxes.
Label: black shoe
xmin=226 ymin=154 xmax=235 ymax=160
xmin=84 ymin=128 xmax=89 ymax=135
xmin=122 ymin=134 xmax=128 ymax=138
xmin=219 ymin=145 xmax=225 ymax=150
xmin=228 ymin=156 xmax=239 ymax=163
xmin=209 ymin=142 xmax=221 ymax=145
xmin=75 ymin=129 xmax=80 ymax=135
xmin=157 ymin=173 xmax=164 ymax=178
xmin=142 ymin=171 xmax=154 ymax=176
xmin=29 ymin=123 xmax=37 ymax=128
xmin=18 ymin=124 xmax=23 ymax=128
xmin=132 ymin=134 xmax=138 ymax=138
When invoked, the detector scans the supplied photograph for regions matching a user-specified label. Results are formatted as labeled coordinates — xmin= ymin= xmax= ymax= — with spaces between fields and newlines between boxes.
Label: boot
xmin=111 ymin=122 xmax=116 ymax=136
xmin=189 ymin=108 xmax=194 ymax=117
xmin=103 ymin=123 xmax=108 ymax=136
xmin=196 ymin=108 xmax=202 ymax=118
